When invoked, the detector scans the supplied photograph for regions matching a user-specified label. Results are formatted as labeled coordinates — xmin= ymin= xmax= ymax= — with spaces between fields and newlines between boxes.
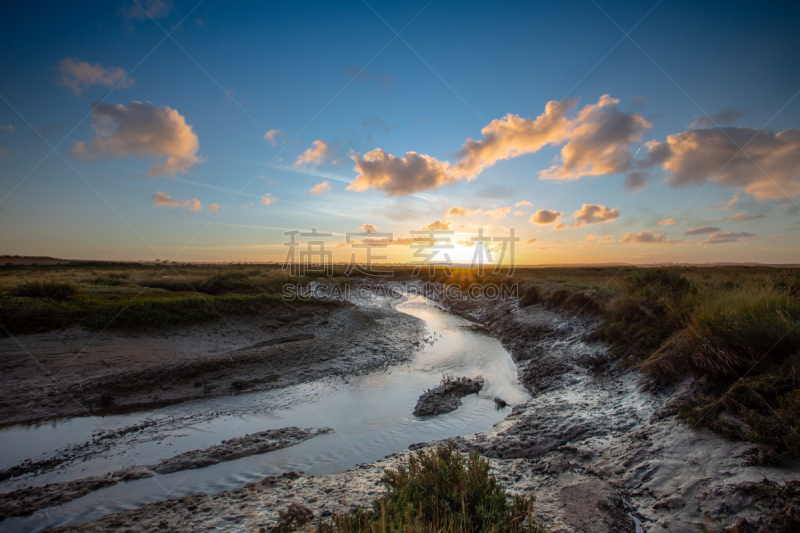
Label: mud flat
xmin=0 ymin=298 xmax=423 ymax=426
xmin=0 ymin=427 xmax=330 ymax=520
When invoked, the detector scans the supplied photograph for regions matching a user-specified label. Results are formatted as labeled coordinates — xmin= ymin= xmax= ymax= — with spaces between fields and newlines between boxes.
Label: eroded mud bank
xmin=0 ymin=298 xmax=424 ymax=426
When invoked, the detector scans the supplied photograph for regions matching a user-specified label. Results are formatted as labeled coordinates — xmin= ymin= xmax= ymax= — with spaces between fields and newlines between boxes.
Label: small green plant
xmin=317 ymin=442 xmax=543 ymax=532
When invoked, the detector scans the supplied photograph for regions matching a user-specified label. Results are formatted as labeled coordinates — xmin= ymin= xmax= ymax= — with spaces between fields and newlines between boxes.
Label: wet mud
xmin=413 ymin=376 xmax=484 ymax=417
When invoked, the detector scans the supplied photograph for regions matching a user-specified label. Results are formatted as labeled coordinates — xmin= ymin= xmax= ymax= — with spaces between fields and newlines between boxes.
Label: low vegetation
xmin=316 ymin=442 xmax=542 ymax=532
xmin=601 ymin=268 xmax=800 ymax=464
xmin=0 ymin=263 xmax=334 ymax=337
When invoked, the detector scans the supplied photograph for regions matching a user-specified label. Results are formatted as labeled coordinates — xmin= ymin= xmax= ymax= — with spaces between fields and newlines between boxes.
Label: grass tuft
xmin=317 ymin=442 xmax=543 ymax=532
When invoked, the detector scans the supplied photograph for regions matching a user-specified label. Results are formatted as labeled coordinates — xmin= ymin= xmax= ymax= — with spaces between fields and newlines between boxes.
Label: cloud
xmin=422 ymin=219 xmax=452 ymax=231
xmin=458 ymin=95 xmax=650 ymax=182
xmin=0 ymin=147 xmax=19 ymax=159
xmin=724 ymin=212 xmax=765 ymax=221
xmin=0 ymin=123 xmax=14 ymax=133
xmin=122 ymin=0 xmax=173 ymax=20
xmin=515 ymin=201 xmax=533 ymax=206
xmin=57 ymin=58 xmax=134 ymax=96
xmin=513 ymin=210 xmax=524 ymax=216
xmin=711 ymin=194 xmax=740 ymax=210
xmin=70 ymin=101 xmax=202 ymax=177
xmin=570 ymin=204 xmax=620 ymax=228
xmin=445 ymin=206 xmax=478 ymax=217
xmin=207 ymin=204 xmax=220 ymax=213
xmin=624 ymin=171 xmax=649 ymax=192
xmin=689 ymin=108 xmax=743 ymax=128
xmin=598 ymin=236 xmax=612 ymax=243
xmin=631 ymin=95 xmax=651 ymax=109
xmin=484 ymin=207 xmax=511 ymax=218
xmin=524 ymin=238 xmax=537 ymax=244
xmin=698 ymin=231 xmax=757 ymax=245
xmin=581 ymin=234 xmax=597 ymax=243
xmin=658 ymin=218 xmax=676 ymax=225
xmin=620 ymin=231 xmax=685 ymax=244
xmin=151 ymin=191 xmax=201 ymax=212
xmin=261 ymin=193 xmax=276 ymax=206
xmin=264 ymin=129 xmax=284 ymax=146
xmin=241 ymin=202 xmax=254 ymax=209
xmin=349 ymin=95 xmax=650 ymax=195
xmin=348 ymin=149 xmax=456 ymax=196
xmin=308 ymin=181 xmax=332 ymax=195
xmin=642 ymin=127 xmax=800 ymax=199
xmin=30 ymin=122 xmax=63 ymax=141
xmin=684 ymin=226 xmax=721 ymax=236
xmin=359 ymin=223 xmax=378 ymax=233
xmin=296 ymin=140 xmax=330 ymax=167
xmin=529 ymin=209 xmax=563 ymax=225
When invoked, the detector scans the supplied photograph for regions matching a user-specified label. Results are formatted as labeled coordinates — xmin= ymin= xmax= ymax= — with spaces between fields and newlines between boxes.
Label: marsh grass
xmin=316 ymin=442 xmax=542 ymax=533
xmin=0 ymin=263 xmax=333 ymax=337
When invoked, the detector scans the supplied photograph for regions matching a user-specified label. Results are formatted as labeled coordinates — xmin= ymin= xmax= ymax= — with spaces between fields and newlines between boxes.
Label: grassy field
xmin=0 ymin=263 xmax=346 ymax=336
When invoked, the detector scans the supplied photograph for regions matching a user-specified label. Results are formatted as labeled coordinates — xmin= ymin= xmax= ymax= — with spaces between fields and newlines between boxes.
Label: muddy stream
xmin=0 ymin=291 xmax=529 ymax=532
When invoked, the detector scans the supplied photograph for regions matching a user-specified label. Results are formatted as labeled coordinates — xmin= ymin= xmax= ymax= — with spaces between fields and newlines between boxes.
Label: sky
xmin=1 ymin=0 xmax=799 ymax=266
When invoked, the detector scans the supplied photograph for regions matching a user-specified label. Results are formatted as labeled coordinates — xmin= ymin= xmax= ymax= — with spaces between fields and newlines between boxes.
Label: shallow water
xmin=0 ymin=292 xmax=529 ymax=532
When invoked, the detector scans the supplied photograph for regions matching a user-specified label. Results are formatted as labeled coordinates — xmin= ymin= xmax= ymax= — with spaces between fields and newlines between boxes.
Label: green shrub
xmin=317 ymin=442 xmax=542 ymax=533
xmin=9 ymin=281 xmax=79 ymax=301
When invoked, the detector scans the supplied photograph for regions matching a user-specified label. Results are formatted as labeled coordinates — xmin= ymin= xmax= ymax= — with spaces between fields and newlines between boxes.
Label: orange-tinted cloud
xmin=207 ymin=204 xmax=220 ymax=213
xmin=515 ymin=201 xmax=532 ymax=206
xmin=57 ymin=58 xmax=134 ymax=96
xmin=643 ymin=127 xmax=800 ymax=199
xmin=348 ymin=149 xmax=456 ymax=196
xmin=422 ymin=219 xmax=453 ymax=231
xmin=264 ymin=129 xmax=285 ymax=146
xmin=308 ymin=181 xmax=331 ymax=195
xmin=359 ymin=223 xmax=378 ymax=233
xmin=296 ymin=140 xmax=331 ymax=166
xmin=620 ymin=231 xmax=684 ymax=244
xmin=484 ymin=207 xmax=511 ymax=218
xmin=513 ymin=210 xmax=525 ymax=216
xmin=570 ymin=204 xmax=619 ymax=228
xmin=261 ymin=193 xmax=276 ymax=205
xmin=445 ymin=206 xmax=478 ymax=216
xmin=698 ymin=231 xmax=757 ymax=245
xmin=70 ymin=101 xmax=202 ymax=177
xmin=724 ymin=212 xmax=765 ymax=221
xmin=349 ymin=95 xmax=649 ymax=195
xmin=524 ymin=237 xmax=537 ymax=244
xmin=529 ymin=209 xmax=563 ymax=225
xmin=684 ymin=226 xmax=720 ymax=236
xmin=151 ymin=191 xmax=202 ymax=212
xmin=658 ymin=218 xmax=676 ymax=225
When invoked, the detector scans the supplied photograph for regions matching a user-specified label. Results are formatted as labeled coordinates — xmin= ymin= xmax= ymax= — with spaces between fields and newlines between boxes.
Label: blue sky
xmin=1 ymin=0 xmax=799 ymax=264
